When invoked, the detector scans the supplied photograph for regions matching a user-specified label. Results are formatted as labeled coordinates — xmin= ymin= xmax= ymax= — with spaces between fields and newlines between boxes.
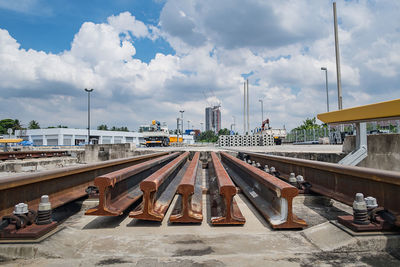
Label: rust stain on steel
xmin=130 ymin=152 xmax=190 ymax=221
xmin=244 ymin=152 xmax=400 ymax=224
xmin=220 ymin=152 xmax=306 ymax=229
xmin=210 ymin=152 xmax=245 ymax=225
xmin=169 ymin=152 xmax=203 ymax=223
xmin=85 ymin=152 xmax=181 ymax=216
xmin=0 ymin=152 xmax=168 ymax=217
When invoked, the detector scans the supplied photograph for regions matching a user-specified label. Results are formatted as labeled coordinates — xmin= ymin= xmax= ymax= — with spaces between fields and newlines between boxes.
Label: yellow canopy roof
xmin=317 ymin=98 xmax=400 ymax=124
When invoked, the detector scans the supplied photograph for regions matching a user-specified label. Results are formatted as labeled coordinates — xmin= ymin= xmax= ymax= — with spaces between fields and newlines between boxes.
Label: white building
xmin=17 ymin=128 xmax=195 ymax=146
xmin=19 ymin=128 xmax=143 ymax=146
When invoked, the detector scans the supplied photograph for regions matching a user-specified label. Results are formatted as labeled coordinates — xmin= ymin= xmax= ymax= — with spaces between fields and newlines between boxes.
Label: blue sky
xmin=0 ymin=0 xmax=399 ymax=132
xmin=0 ymin=0 xmax=174 ymax=62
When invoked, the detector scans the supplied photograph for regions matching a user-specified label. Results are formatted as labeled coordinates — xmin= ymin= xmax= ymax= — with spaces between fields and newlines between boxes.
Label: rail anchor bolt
xmin=289 ymin=173 xmax=297 ymax=186
xmin=353 ymin=193 xmax=370 ymax=225
xmin=37 ymin=195 xmax=52 ymax=225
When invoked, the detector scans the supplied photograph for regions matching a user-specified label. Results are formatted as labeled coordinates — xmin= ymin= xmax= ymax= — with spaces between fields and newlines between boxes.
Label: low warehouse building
xmin=19 ymin=128 xmax=143 ymax=146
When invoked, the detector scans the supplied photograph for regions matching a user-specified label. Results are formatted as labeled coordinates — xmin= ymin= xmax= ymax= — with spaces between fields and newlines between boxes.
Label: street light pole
xmin=321 ymin=67 xmax=329 ymax=112
xmin=84 ymin=88 xmax=94 ymax=144
xmin=258 ymin=99 xmax=263 ymax=127
xmin=179 ymin=110 xmax=184 ymax=144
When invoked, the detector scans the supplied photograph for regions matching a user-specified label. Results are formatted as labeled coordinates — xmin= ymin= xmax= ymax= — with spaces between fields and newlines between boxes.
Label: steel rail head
xmin=0 ymin=152 xmax=169 ymax=218
xmin=210 ymin=152 xmax=245 ymax=225
xmin=85 ymin=152 xmax=180 ymax=216
xmin=244 ymin=151 xmax=400 ymax=224
xmin=220 ymin=152 xmax=307 ymax=229
xmin=245 ymin=152 xmax=400 ymax=186
xmin=130 ymin=152 xmax=190 ymax=221
xmin=0 ymin=152 xmax=169 ymax=191
xmin=169 ymin=152 xmax=202 ymax=223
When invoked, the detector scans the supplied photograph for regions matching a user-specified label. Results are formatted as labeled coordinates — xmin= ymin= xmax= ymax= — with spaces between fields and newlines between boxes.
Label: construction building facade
xmin=205 ymin=106 xmax=221 ymax=134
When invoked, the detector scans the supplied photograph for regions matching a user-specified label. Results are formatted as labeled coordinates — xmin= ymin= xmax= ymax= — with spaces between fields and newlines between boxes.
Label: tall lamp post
xmin=321 ymin=67 xmax=329 ymax=112
xmin=179 ymin=110 xmax=184 ymax=144
xmin=84 ymin=88 xmax=94 ymax=144
xmin=258 ymin=99 xmax=263 ymax=127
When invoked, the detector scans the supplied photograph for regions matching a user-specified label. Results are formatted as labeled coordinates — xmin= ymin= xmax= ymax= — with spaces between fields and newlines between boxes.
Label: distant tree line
xmin=97 ymin=124 xmax=129 ymax=132
xmin=0 ymin=118 xmax=72 ymax=134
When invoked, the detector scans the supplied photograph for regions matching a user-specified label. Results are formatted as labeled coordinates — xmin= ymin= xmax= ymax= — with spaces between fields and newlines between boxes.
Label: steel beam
xmin=243 ymin=152 xmax=400 ymax=226
xmin=130 ymin=152 xmax=189 ymax=221
xmin=85 ymin=152 xmax=180 ymax=216
xmin=209 ymin=152 xmax=245 ymax=225
xmin=221 ymin=152 xmax=306 ymax=229
xmin=169 ymin=152 xmax=203 ymax=223
xmin=0 ymin=152 xmax=168 ymax=217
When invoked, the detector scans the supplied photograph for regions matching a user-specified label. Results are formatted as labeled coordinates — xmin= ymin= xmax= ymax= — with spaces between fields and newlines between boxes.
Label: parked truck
xmin=255 ymin=119 xmax=287 ymax=145
xmin=139 ymin=120 xmax=170 ymax=147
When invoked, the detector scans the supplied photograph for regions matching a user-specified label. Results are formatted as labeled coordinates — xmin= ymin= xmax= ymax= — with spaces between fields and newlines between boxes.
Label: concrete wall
xmin=82 ymin=143 xmax=135 ymax=163
xmin=343 ymin=133 xmax=400 ymax=171
xmin=0 ymin=157 xmax=78 ymax=172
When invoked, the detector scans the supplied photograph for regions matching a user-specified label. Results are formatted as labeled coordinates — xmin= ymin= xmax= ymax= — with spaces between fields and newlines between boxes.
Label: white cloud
xmin=1 ymin=1 xmax=400 ymax=133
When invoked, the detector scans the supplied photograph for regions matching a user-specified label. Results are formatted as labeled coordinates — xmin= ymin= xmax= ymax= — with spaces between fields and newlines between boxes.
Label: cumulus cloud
xmin=1 ymin=1 xmax=400 ymax=133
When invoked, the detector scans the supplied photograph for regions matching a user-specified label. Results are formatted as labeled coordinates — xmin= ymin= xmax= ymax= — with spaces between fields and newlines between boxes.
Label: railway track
xmin=1 ymin=150 xmax=399 ymax=241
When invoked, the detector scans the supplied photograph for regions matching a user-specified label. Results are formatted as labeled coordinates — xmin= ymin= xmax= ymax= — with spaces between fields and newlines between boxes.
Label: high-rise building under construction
xmin=205 ymin=106 xmax=221 ymax=134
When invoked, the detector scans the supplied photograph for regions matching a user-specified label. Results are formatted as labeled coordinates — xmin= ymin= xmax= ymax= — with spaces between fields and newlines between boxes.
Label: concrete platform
xmin=1 ymin=168 xmax=399 ymax=266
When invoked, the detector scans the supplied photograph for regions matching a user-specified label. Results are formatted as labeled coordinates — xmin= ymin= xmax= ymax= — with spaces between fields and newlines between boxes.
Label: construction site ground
xmin=1 ymin=161 xmax=399 ymax=267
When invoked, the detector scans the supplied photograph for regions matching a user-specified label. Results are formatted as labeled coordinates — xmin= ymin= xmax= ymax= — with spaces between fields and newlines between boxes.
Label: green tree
xmin=28 ymin=120 xmax=40 ymax=129
xmin=13 ymin=119 xmax=22 ymax=131
xmin=197 ymin=130 xmax=218 ymax=143
xmin=97 ymin=124 xmax=108 ymax=130
xmin=0 ymin=119 xmax=19 ymax=134
xmin=294 ymin=117 xmax=322 ymax=130
xmin=110 ymin=126 xmax=129 ymax=132
xmin=218 ymin=128 xmax=230 ymax=136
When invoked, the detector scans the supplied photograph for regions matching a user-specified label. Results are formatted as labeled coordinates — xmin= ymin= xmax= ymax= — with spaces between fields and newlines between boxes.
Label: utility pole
xmin=84 ymin=88 xmax=94 ymax=144
xmin=321 ymin=67 xmax=329 ymax=112
xmin=333 ymin=2 xmax=343 ymax=110
xmin=232 ymin=115 xmax=236 ymax=133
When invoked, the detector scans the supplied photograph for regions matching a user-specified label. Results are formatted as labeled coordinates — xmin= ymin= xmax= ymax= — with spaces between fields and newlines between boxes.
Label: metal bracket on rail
xmin=338 ymin=122 xmax=367 ymax=166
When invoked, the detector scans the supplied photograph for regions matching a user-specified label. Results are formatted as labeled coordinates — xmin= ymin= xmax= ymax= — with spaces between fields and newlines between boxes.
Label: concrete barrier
xmin=343 ymin=134 xmax=400 ymax=171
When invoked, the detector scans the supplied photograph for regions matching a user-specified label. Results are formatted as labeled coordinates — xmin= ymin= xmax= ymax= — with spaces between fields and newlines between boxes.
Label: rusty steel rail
xmin=169 ymin=152 xmax=203 ymax=223
xmin=85 ymin=152 xmax=180 ymax=216
xmin=0 ymin=150 xmax=69 ymax=161
xmin=209 ymin=152 xmax=245 ymax=225
xmin=221 ymin=152 xmax=307 ymax=229
xmin=243 ymin=152 xmax=400 ymax=226
xmin=0 ymin=152 xmax=168 ymax=218
xmin=130 ymin=152 xmax=190 ymax=221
